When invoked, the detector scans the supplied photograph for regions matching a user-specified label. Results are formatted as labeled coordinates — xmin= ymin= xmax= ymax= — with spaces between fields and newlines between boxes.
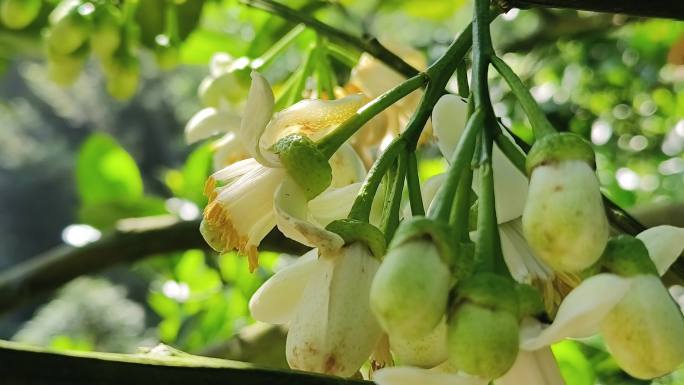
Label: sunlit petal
xmin=212 ymin=132 xmax=249 ymax=170
xmin=239 ymin=71 xmax=276 ymax=166
xmin=249 ymin=249 xmax=318 ymax=324
xmin=433 ymin=94 xmax=468 ymax=160
xmin=636 ymin=225 xmax=684 ymax=275
xmin=329 ymin=143 xmax=367 ymax=187
xmin=496 ymin=349 xmax=565 ymax=385
xmin=374 ymin=366 xmax=487 ymax=385
xmin=274 ymin=178 xmax=344 ymax=254
xmin=184 ymin=107 xmax=241 ymax=144
xmin=520 ymin=274 xmax=633 ymax=350
xmin=309 ymin=182 xmax=362 ymax=226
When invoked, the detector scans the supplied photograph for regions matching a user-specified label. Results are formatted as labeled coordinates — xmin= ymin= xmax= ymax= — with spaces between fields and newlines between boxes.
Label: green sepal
xmin=515 ymin=283 xmax=545 ymax=319
xmin=272 ymin=134 xmax=332 ymax=200
xmin=325 ymin=219 xmax=386 ymax=259
xmin=453 ymin=272 xmax=519 ymax=317
xmin=526 ymin=132 xmax=595 ymax=175
xmin=601 ymin=235 xmax=658 ymax=277
xmin=390 ymin=217 xmax=459 ymax=268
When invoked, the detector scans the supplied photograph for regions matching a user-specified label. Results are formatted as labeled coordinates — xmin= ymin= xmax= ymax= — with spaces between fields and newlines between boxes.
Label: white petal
xmin=374 ymin=367 xmax=487 ymax=385
xmin=261 ymin=94 xmax=363 ymax=148
xmin=422 ymin=173 xmax=448 ymax=216
xmin=520 ymin=273 xmax=634 ymax=350
xmin=636 ymin=225 xmax=684 ymax=276
xmin=496 ymin=349 xmax=565 ymax=385
xmin=432 ymin=94 xmax=469 ymax=160
xmin=239 ymin=71 xmax=276 ymax=166
xmin=274 ymin=178 xmax=344 ymax=254
xmin=309 ymin=183 xmax=362 ymax=226
xmin=499 ymin=219 xmax=553 ymax=284
xmin=490 ymin=145 xmax=528 ymax=223
xmin=248 ymin=249 xmax=318 ymax=324
xmin=329 ymin=143 xmax=367 ymax=187
xmin=212 ymin=132 xmax=249 ymax=170
xmin=210 ymin=157 xmax=261 ymax=182
xmin=185 ymin=108 xmax=241 ymax=144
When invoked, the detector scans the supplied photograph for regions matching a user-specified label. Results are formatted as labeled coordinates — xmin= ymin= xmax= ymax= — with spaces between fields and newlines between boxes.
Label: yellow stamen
xmin=202 ymin=200 xmax=260 ymax=273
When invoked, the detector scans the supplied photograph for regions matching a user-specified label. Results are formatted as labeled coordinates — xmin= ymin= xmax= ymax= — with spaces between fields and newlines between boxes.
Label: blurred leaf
xmin=552 ymin=341 xmax=595 ymax=385
xmin=49 ymin=335 xmax=93 ymax=352
xmin=165 ymin=143 xmax=213 ymax=206
xmin=78 ymin=196 xmax=167 ymax=229
xmin=148 ymin=291 xmax=181 ymax=319
xmin=76 ymin=133 xmax=143 ymax=206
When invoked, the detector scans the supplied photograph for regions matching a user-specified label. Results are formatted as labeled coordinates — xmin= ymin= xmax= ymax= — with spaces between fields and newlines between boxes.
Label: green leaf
xmin=552 ymin=341 xmax=595 ymax=385
xmin=77 ymin=196 xmax=167 ymax=229
xmin=165 ymin=143 xmax=213 ymax=206
xmin=76 ymin=133 xmax=143 ymax=206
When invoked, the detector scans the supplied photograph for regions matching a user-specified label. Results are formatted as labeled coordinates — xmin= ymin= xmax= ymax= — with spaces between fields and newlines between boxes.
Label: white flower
xmin=348 ymin=42 xmax=429 ymax=149
xmin=201 ymin=71 xmax=366 ymax=271
xmin=185 ymin=53 xmax=251 ymax=169
xmin=250 ymin=243 xmax=382 ymax=377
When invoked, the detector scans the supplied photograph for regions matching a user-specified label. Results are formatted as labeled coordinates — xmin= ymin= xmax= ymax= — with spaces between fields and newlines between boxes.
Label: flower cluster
xmin=187 ymin=39 xmax=684 ymax=384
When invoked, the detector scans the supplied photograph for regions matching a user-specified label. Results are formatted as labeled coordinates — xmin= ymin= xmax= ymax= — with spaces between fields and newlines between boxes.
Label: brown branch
xmin=0 ymin=218 xmax=308 ymax=314
xmin=507 ymin=0 xmax=684 ymax=20
xmin=0 ymin=339 xmax=369 ymax=385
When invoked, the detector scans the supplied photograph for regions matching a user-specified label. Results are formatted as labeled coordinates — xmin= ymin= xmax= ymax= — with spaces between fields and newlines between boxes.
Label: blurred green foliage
xmin=1 ymin=1 xmax=683 ymax=384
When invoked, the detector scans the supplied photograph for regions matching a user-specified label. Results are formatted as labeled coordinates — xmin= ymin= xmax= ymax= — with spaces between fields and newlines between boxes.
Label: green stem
xmin=406 ymin=151 xmax=425 ymax=216
xmin=427 ymin=109 xmax=484 ymax=222
xmin=317 ymin=73 xmax=428 ymax=158
xmin=326 ymin=43 xmax=360 ymax=68
xmin=380 ymin=151 xmax=407 ymax=241
xmin=287 ymin=45 xmax=317 ymax=105
xmin=471 ymin=0 xmax=493 ymax=110
xmin=252 ymin=23 xmax=307 ymax=70
xmin=490 ymin=55 xmax=556 ymax=140
xmin=315 ymin=37 xmax=337 ymax=99
xmin=456 ymin=59 xmax=470 ymax=99
xmin=494 ymin=125 xmax=527 ymax=174
xmin=348 ymin=139 xmax=406 ymax=222
xmin=241 ymin=0 xmax=419 ymax=78
xmin=450 ymin=167 xmax=474 ymax=242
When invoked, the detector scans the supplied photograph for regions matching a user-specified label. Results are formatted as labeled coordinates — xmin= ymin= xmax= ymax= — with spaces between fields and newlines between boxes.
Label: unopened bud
xmin=0 ymin=0 xmax=41 ymax=30
xmin=104 ymin=54 xmax=140 ymax=101
xmin=91 ymin=5 xmax=121 ymax=60
xmin=522 ymin=133 xmax=608 ymax=272
xmin=47 ymin=2 xmax=92 ymax=55
xmin=447 ymin=273 xmax=520 ymax=379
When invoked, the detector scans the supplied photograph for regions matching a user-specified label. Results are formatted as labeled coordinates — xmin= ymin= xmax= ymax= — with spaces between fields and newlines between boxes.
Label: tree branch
xmin=0 ymin=218 xmax=308 ymax=314
xmin=507 ymin=0 xmax=684 ymax=20
xmin=0 ymin=339 xmax=369 ymax=385
xmin=240 ymin=0 xmax=420 ymax=78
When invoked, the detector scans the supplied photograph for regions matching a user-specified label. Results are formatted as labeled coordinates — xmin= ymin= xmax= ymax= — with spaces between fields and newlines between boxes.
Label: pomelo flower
xmin=249 ymin=242 xmax=382 ymax=377
xmin=184 ymin=53 xmax=250 ymax=169
xmin=201 ymin=71 xmax=366 ymax=271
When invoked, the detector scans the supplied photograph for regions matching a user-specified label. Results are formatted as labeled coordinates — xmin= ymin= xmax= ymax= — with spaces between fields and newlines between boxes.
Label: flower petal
xmin=260 ymin=94 xmax=364 ymax=154
xmin=496 ymin=349 xmax=565 ymax=385
xmin=212 ymin=132 xmax=249 ymax=170
xmin=274 ymin=177 xmax=345 ymax=254
xmin=520 ymin=273 xmax=634 ymax=350
xmin=248 ymin=249 xmax=318 ymax=324
xmin=239 ymin=71 xmax=276 ymax=166
xmin=329 ymin=143 xmax=367 ymax=187
xmin=184 ymin=107 xmax=242 ymax=144
xmin=309 ymin=182 xmax=362 ymax=226
xmin=636 ymin=225 xmax=684 ymax=276
xmin=374 ymin=367 xmax=487 ymax=385
xmin=432 ymin=94 xmax=469 ymax=161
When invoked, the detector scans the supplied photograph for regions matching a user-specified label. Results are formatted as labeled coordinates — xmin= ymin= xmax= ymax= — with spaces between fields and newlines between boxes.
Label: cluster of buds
xmin=184 ymin=28 xmax=684 ymax=384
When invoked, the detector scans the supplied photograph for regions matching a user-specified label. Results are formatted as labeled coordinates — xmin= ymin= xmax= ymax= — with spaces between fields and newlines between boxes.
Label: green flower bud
xmin=370 ymin=239 xmax=451 ymax=339
xmin=325 ymin=219 xmax=386 ymax=259
xmin=90 ymin=5 xmax=121 ymax=60
xmin=447 ymin=273 xmax=520 ymax=379
xmin=0 ymin=0 xmax=41 ymax=29
xmin=525 ymin=132 xmax=595 ymax=174
xmin=104 ymin=54 xmax=140 ymax=101
xmin=154 ymin=34 xmax=179 ymax=71
xmin=601 ymin=235 xmax=658 ymax=277
xmin=515 ymin=283 xmax=545 ymax=319
xmin=601 ymin=275 xmax=684 ymax=379
xmin=522 ymin=134 xmax=608 ymax=272
xmin=272 ymin=134 xmax=332 ymax=200
xmin=46 ymin=44 xmax=87 ymax=86
xmin=47 ymin=2 xmax=93 ymax=55
xmin=389 ymin=318 xmax=448 ymax=368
